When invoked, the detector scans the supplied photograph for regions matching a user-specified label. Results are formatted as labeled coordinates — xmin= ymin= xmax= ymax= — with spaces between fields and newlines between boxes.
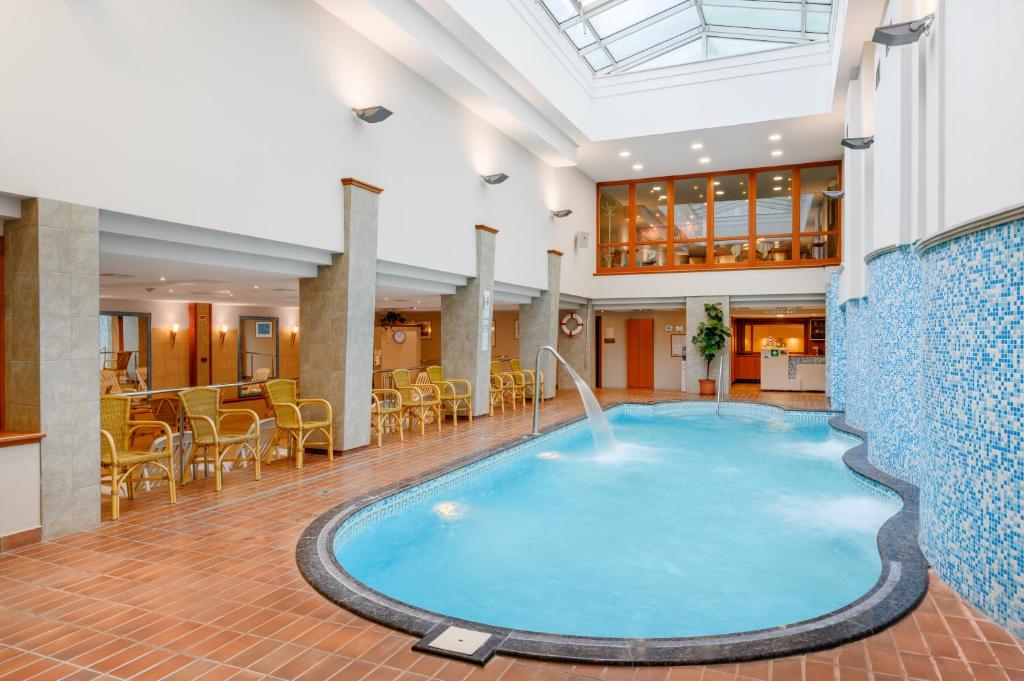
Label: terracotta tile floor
xmin=1 ymin=388 xmax=1021 ymax=681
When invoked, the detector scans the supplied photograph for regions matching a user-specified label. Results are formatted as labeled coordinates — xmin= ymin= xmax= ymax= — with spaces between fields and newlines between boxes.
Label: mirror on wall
xmin=237 ymin=316 xmax=279 ymax=397
xmin=99 ymin=312 xmax=152 ymax=391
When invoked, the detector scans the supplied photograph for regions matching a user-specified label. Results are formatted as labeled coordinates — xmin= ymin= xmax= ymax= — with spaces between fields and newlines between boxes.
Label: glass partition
xmin=596 ymin=161 xmax=840 ymax=274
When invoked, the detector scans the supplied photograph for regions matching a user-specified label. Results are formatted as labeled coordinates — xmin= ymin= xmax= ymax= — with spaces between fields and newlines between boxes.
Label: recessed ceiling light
xmin=652 ymin=186 xmax=661 ymax=191
xmin=773 ymin=176 xmax=783 ymax=181
xmin=713 ymin=181 xmax=721 ymax=186
xmin=769 ymin=134 xmax=782 ymax=141
xmin=159 ymin=276 xmax=166 ymax=282
xmin=253 ymin=285 xmax=259 ymax=289
xmin=168 ymin=289 xmax=174 ymax=293
xmin=632 ymin=164 xmax=643 ymax=170
xmin=699 ymin=157 xmax=710 ymax=164
xmin=619 ymin=150 xmax=631 ymax=157
xmin=659 ymin=195 xmax=667 ymax=200
xmin=693 ymin=185 xmax=699 ymax=189
xmin=715 ymin=190 xmax=724 ymax=196
xmin=691 ymin=142 xmax=703 ymax=150
xmin=771 ymin=150 xmax=783 ymax=157
xmin=773 ymin=186 xmax=782 ymax=191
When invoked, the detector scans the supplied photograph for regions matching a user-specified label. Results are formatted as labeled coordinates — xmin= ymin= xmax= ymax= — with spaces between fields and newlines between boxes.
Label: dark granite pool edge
xmin=296 ymin=403 xmax=928 ymax=666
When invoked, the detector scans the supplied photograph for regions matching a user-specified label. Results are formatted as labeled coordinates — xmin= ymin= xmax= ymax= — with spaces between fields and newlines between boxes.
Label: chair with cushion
xmin=391 ymin=369 xmax=441 ymax=436
xmin=425 ymin=365 xmax=473 ymax=427
xmin=264 ymin=379 xmax=333 ymax=469
xmin=489 ymin=360 xmax=519 ymax=415
xmin=510 ymin=358 xmax=544 ymax=403
xmin=371 ymin=388 xmax=404 ymax=447
xmin=100 ymin=395 xmax=177 ymax=520
xmin=179 ymin=387 xmax=261 ymax=490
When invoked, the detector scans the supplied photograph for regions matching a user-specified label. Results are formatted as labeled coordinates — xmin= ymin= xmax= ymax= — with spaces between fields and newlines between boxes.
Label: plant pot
xmin=699 ymin=379 xmax=717 ymax=396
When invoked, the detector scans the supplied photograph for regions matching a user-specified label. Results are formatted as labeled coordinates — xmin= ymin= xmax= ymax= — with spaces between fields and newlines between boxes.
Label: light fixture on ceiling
xmin=773 ymin=175 xmax=783 ymax=181
xmin=771 ymin=150 xmax=783 ymax=157
xmin=352 ymin=106 xmax=393 ymax=123
xmin=159 ymin=276 xmax=166 ymax=282
xmin=773 ymin=186 xmax=782 ymax=191
xmin=699 ymin=157 xmax=710 ymax=164
xmin=872 ymin=14 xmax=934 ymax=47
xmin=824 ymin=190 xmax=845 ymax=199
xmin=713 ymin=181 xmax=721 ymax=186
xmin=691 ymin=142 xmax=703 ymax=150
xmin=481 ymin=173 xmax=509 ymax=185
xmin=659 ymin=195 xmax=667 ymax=200
xmin=619 ymin=150 xmax=631 ymax=157
xmin=841 ymin=136 xmax=875 ymax=150
xmin=715 ymin=190 xmax=724 ymax=196
xmin=551 ymin=209 xmax=573 ymax=218
xmin=632 ymin=163 xmax=643 ymax=170
xmin=769 ymin=134 xmax=782 ymax=141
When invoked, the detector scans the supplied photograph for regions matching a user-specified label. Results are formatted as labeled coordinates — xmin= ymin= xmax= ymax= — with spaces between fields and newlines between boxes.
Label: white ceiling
xmin=578 ymin=109 xmax=843 ymax=181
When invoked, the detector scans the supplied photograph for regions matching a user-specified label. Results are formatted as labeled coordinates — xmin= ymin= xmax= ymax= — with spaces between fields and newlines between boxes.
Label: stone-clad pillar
xmin=685 ymin=296 xmax=730 ymax=393
xmin=519 ymin=250 xmax=562 ymax=399
xmin=4 ymin=198 xmax=100 ymax=538
xmin=299 ymin=178 xmax=380 ymax=451
xmin=557 ymin=301 xmax=595 ymax=389
xmin=441 ymin=225 xmax=496 ymax=417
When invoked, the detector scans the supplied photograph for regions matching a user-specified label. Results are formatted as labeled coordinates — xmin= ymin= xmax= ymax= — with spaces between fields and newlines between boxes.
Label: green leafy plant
xmin=690 ymin=303 xmax=731 ymax=379
xmin=379 ymin=310 xmax=407 ymax=328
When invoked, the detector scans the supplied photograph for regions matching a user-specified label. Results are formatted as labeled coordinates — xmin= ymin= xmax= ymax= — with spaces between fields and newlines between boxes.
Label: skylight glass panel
xmin=566 ymin=23 xmax=597 ymax=49
xmin=706 ymin=37 xmax=789 ymax=59
xmin=541 ymin=0 xmax=578 ymax=23
xmin=605 ymin=8 xmax=701 ymax=61
xmin=585 ymin=49 xmax=613 ymax=71
xmin=588 ymin=0 xmax=681 ymax=38
xmin=702 ymin=6 xmax=803 ymax=32
xmin=630 ymin=38 xmax=704 ymax=71
xmin=806 ymin=12 xmax=831 ymax=33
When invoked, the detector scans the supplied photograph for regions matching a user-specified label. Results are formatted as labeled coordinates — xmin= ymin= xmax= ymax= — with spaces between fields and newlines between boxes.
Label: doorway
xmin=626 ymin=318 xmax=654 ymax=389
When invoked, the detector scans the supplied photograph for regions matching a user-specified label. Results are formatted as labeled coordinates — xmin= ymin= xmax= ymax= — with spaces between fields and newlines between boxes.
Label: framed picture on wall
xmin=810 ymin=318 xmax=826 ymax=341
xmin=417 ymin=321 xmax=432 ymax=340
xmin=670 ymin=334 xmax=686 ymax=358
xmin=255 ymin=321 xmax=274 ymax=338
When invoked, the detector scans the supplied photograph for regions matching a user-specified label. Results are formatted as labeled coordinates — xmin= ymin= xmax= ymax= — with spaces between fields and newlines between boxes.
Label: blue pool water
xmin=335 ymin=405 xmax=900 ymax=638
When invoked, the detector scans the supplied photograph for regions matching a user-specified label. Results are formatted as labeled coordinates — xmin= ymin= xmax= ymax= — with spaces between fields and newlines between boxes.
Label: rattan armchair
xmin=264 ymin=379 xmax=333 ymax=469
xmin=179 ymin=387 xmax=261 ymax=491
xmin=100 ymin=395 xmax=176 ymax=520
xmin=489 ymin=360 xmax=519 ymax=415
xmin=371 ymin=389 xmax=404 ymax=447
xmin=391 ymin=369 xmax=441 ymax=436
xmin=510 ymin=358 xmax=544 ymax=403
xmin=425 ymin=365 xmax=473 ymax=427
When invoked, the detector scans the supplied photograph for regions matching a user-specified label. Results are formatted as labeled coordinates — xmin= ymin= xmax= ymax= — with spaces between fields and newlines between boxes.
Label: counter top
xmin=0 ymin=431 xmax=46 ymax=448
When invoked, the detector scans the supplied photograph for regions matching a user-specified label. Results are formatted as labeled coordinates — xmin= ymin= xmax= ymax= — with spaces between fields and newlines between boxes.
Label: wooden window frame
xmin=595 ymin=160 xmax=842 ymax=275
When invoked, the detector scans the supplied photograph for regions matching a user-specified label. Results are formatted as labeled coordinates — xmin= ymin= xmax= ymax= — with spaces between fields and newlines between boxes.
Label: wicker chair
xmin=371 ymin=389 xmax=404 ymax=447
xmin=179 ymin=387 xmax=261 ymax=491
xmin=264 ymin=379 xmax=333 ymax=469
xmin=489 ymin=360 xmax=519 ymax=415
xmin=510 ymin=358 xmax=544 ymax=403
xmin=425 ymin=366 xmax=473 ymax=427
xmin=100 ymin=395 xmax=176 ymax=520
xmin=391 ymin=369 xmax=441 ymax=436
xmin=100 ymin=369 xmax=122 ymax=395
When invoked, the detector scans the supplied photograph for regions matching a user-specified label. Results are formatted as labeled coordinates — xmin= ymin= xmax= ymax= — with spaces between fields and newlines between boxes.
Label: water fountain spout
xmin=532 ymin=345 xmax=615 ymax=451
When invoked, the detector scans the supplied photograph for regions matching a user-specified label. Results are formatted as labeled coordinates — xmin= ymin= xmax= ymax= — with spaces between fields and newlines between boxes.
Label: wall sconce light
xmin=352 ymin=106 xmax=393 ymax=123
xmin=551 ymin=209 xmax=573 ymax=218
xmin=170 ymin=323 xmax=180 ymax=348
xmin=219 ymin=324 xmax=228 ymax=347
xmin=823 ymin=190 xmax=845 ymax=199
xmin=481 ymin=173 xmax=509 ymax=185
xmin=841 ymin=136 xmax=874 ymax=150
xmin=291 ymin=325 xmax=299 ymax=344
xmin=872 ymin=14 xmax=934 ymax=47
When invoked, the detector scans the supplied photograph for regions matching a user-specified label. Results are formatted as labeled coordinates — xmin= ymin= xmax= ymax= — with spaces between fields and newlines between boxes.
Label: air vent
xmin=272 ymin=287 xmax=297 ymax=293
xmin=100 ymin=273 xmax=132 ymax=278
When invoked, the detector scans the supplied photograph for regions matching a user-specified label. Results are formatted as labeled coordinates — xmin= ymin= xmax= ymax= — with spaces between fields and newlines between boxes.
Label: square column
xmin=299 ymin=179 xmax=380 ymax=451
xmin=557 ymin=301 xmax=595 ymax=389
xmin=685 ymin=296 xmax=730 ymax=393
xmin=4 ymin=198 xmax=100 ymax=538
xmin=519 ymin=250 xmax=562 ymax=399
xmin=441 ymin=225 xmax=496 ymax=416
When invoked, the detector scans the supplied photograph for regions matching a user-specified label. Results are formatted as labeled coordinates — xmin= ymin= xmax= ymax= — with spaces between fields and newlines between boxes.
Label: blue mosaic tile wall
xmin=865 ymin=247 xmax=924 ymax=486
xmin=918 ymin=219 xmax=1024 ymax=637
xmin=843 ymin=298 xmax=873 ymax=431
xmin=834 ymin=221 xmax=1023 ymax=637
xmin=826 ymin=272 xmax=847 ymax=410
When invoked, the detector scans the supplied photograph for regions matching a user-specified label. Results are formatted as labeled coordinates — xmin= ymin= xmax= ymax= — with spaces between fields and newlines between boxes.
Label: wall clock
xmin=393 ymin=329 xmax=407 ymax=344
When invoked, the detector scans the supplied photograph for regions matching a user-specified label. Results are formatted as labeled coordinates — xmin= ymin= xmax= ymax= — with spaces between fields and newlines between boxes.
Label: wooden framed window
xmin=595 ymin=161 xmax=841 ymax=275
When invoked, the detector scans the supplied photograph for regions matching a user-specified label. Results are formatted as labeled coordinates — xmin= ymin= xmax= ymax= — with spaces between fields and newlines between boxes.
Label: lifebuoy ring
xmin=560 ymin=312 xmax=585 ymax=337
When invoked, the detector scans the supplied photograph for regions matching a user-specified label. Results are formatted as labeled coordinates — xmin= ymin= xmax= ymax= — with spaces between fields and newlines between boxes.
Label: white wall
xmin=599 ymin=310 xmax=685 ymax=391
xmin=590 ymin=267 xmax=832 ymax=301
xmin=0 ymin=0 xmax=593 ymax=294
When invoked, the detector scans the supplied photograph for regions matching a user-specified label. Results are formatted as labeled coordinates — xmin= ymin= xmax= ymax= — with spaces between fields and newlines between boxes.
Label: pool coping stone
xmin=296 ymin=401 xmax=928 ymax=666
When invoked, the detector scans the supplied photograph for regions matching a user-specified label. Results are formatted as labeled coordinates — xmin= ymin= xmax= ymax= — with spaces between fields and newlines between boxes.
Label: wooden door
xmin=626 ymin=318 xmax=654 ymax=389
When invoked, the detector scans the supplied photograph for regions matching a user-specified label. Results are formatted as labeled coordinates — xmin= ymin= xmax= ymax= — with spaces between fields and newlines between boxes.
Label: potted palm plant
xmin=691 ymin=303 xmax=731 ymax=396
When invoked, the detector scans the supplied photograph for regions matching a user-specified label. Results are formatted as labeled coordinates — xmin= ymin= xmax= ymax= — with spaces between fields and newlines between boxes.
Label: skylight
xmin=538 ymin=0 xmax=834 ymax=76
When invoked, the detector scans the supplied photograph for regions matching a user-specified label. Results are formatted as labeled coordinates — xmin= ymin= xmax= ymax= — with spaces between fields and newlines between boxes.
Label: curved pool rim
xmin=296 ymin=401 xmax=928 ymax=666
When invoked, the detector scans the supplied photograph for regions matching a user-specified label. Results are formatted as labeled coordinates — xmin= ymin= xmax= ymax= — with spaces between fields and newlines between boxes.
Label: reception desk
xmin=760 ymin=349 xmax=825 ymax=391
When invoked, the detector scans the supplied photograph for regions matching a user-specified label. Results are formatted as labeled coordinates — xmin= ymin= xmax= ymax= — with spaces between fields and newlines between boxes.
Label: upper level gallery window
xmin=596 ymin=161 xmax=841 ymax=274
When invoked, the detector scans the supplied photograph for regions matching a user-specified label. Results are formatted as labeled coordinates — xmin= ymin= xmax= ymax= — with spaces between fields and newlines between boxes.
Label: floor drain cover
xmin=413 ymin=624 xmax=505 ymax=664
